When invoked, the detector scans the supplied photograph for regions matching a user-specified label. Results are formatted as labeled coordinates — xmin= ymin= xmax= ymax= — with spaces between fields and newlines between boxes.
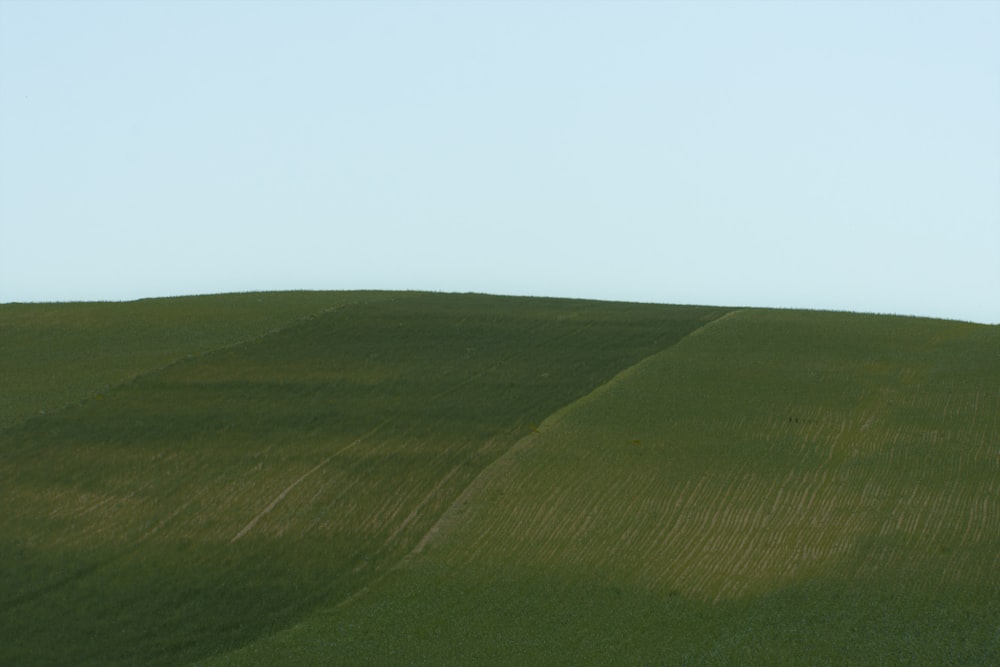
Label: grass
xmin=3 ymin=294 xmax=997 ymax=664
xmin=0 ymin=291 xmax=396 ymax=429
xmin=0 ymin=291 xmax=725 ymax=666
xmin=211 ymin=308 xmax=1000 ymax=664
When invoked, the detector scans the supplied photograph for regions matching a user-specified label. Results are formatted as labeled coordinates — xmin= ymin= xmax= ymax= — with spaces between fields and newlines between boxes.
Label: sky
xmin=1 ymin=1 xmax=997 ymax=323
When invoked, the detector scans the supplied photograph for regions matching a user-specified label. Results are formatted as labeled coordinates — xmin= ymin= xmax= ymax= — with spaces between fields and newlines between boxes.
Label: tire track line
xmin=230 ymin=456 xmax=333 ymax=543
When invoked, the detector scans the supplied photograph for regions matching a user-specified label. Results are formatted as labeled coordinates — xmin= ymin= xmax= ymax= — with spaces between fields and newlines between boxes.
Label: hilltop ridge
xmin=2 ymin=292 xmax=997 ymax=665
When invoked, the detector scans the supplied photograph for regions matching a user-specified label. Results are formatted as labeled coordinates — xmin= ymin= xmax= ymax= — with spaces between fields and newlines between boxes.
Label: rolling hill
xmin=2 ymin=292 xmax=997 ymax=665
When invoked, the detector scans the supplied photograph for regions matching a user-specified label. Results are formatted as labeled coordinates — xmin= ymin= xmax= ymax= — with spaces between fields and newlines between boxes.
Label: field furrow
xmin=1 ymin=292 xmax=726 ymax=666
xmin=244 ymin=308 xmax=1000 ymax=665
xmin=6 ymin=295 xmax=997 ymax=665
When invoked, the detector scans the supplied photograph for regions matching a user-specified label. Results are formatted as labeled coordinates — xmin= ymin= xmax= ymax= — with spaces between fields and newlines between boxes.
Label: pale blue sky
xmin=1 ymin=1 xmax=997 ymax=323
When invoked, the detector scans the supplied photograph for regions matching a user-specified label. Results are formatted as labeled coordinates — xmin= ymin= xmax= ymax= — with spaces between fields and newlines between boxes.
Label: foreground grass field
xmin=3 ymin=292 xmax=997 ymax=664
xmin=1 ymin=292 xmax=725 ymax=666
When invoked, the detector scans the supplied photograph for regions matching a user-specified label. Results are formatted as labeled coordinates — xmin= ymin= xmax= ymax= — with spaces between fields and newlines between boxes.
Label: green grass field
xmin=2 ymin=292 xmax=997 ymax=665
xmin=0 ymin=291 xmax=398 ymax=430
xmin=1 ymin=292 xmax=724 ymax=665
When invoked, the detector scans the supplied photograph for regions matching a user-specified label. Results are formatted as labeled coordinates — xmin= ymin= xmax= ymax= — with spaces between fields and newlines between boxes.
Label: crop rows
xmin=438 ymin=311 xmax=1000 ymax=600
xmin=288 ymin=309 xmax=1000 ymax=664
xmin=1 ymin=292 xmax=724 ymax=666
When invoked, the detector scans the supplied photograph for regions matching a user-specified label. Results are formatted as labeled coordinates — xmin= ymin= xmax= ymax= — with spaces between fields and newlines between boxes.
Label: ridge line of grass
xmin=226 ymin=305 xmax=737 ymax=630
xmin=392 ymin=308 xmax=741 ymax=570
xmin=4 ymin=295 xmax=730 ymax=665
xmin=509 ymin=308 xmax=746 ymax=437
xmin=287 ymin=308 xmax=999 ymax=664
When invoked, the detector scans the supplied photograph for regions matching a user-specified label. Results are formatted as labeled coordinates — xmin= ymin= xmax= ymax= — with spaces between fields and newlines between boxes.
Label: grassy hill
xmin=0 ymin=291 xmax=397 ymax=430
xmin=2 ymin=293 xmax=997 ymax=665
xmin=1 ymin=291 xmax=724 ymax=666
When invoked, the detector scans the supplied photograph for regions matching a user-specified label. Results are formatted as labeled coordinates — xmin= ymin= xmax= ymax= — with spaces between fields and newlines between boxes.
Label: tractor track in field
xmin=2 ymin=297 xmax=423 ymax=612
xmin=332 ymin=311 xmax=740 ymax=612
xmin=231 ymin=309 xmax=625 ymax=559
xmin=230 ymin=456 xmax=335 ymax=543
xmin=2 ymin=490 xmax=207 ymax=612
xmin=3 ymin=295 xmax=735 ymax=666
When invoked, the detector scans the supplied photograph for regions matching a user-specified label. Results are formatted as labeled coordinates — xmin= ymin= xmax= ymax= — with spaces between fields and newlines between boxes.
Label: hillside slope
xmin=0 ymin=293 xmax=725 ymax=666
xmin=218 ymin=309 xmax=1000 ymax=664
xmin=0 ymin=291 xmax=394 ymax=429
